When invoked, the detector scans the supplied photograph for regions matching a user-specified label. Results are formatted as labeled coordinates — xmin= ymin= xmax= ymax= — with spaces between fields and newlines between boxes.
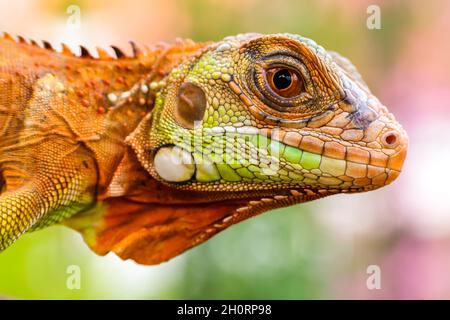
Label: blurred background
xmin=1 ymin=0 xmax=450 ymax=299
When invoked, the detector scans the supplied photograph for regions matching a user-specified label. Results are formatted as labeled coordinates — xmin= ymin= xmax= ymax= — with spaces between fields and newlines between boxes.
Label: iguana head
xmin=128 ymin=33 xmax=408 ymax=208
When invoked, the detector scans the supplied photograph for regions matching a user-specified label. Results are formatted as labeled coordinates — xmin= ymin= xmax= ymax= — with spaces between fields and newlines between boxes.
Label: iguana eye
xmin=248 ymin=55 xmax=314 ymax=113
xmin=266 ymin=67 xmax=303 ymax=98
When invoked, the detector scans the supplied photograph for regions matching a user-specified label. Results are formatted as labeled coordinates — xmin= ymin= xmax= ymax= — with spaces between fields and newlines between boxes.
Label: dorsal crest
xmin=0 ymin=31 xmax=200 ymax=61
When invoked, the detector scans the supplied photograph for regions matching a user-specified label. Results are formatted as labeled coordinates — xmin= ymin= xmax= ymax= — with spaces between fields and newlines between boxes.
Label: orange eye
xmin=266 ymin=67 xmax=304 ymax=98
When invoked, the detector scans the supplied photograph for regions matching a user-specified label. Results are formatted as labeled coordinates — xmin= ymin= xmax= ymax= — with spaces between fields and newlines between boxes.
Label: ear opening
xmin=174 ymin=82 xmax=207 ymax=129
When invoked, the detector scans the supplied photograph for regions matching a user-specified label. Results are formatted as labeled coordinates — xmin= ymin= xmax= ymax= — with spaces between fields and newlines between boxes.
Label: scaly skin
xmin=0 ymin=32 xmax=408 ymax=265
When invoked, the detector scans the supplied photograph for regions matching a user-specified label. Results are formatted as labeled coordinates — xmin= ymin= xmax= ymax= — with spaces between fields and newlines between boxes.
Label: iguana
xmin=0 ymin=32 xmax=408 ymax=265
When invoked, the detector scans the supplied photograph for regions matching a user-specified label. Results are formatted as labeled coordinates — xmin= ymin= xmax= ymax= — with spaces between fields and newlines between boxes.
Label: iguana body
xmin=0 ymin=33 xmax=407 ymax=265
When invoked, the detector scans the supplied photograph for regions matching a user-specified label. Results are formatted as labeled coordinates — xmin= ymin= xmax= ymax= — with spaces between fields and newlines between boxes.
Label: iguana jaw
xmin=133 ymin=116 xmax=407 ymax=194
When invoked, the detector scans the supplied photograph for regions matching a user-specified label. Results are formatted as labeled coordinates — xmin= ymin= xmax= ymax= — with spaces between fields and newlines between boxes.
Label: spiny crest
xmin=1 ymin=31 xmax=196 ymax=61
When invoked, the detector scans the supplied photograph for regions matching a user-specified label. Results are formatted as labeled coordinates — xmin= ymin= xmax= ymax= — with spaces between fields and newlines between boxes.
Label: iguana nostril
xmin=382 ymin=131 xmax=399 ymax=148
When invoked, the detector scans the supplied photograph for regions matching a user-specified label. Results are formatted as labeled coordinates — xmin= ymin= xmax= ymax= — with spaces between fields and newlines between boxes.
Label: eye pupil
xmin=264 ymin=67 xmax=303 ymax=99
xmin=273 ymin=69 xmax=292 ymax=90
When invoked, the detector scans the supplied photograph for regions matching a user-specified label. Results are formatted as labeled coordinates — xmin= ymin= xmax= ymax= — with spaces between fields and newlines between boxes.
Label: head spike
xmin=129 ymin=41 xmax=142 ymax=57
xmin=3 ymin=32 xmax=15 ymax=41
xmin=42 ymin=40 xmax=53 ymax=50
xmin=79 ymin=45 xmax=92 ymax=58
xmin=30 ymin=39 xmax=41 ymax=47
xmin=111 ymin=45 xmax=126 ymax=58
xmin=61 ymin=43 xmax=73 ymax=55
xmin=96 ymin=47 xmax=112 ymax=59
xmin=17 ymin=35 xmax=27 ymax=43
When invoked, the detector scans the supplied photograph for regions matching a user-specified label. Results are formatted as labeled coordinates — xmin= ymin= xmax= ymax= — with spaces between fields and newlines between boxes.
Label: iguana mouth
xmin=201 ymin=125 xmax=408 ymax=170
